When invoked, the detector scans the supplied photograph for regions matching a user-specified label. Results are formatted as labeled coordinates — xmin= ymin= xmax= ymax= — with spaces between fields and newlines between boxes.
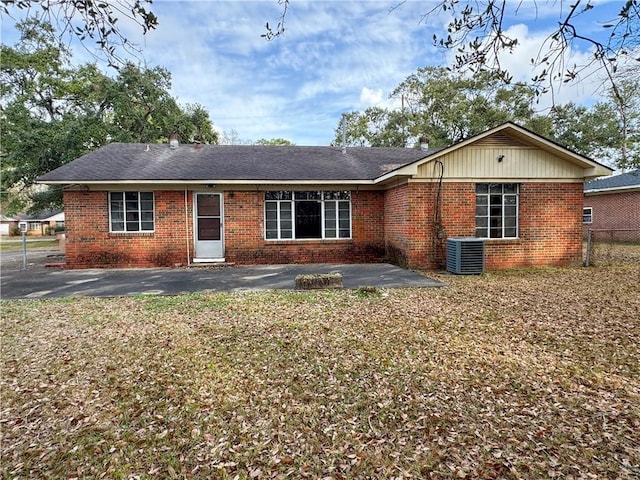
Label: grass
xmin=2 ymin=263 xmax=639 ymax=479
xmin=0 ymin=238 xmax=60 ymax=252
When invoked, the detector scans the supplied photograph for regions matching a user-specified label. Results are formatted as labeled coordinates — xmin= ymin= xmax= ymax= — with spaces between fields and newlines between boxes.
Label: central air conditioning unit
xmin=446 ymin=238 xmax=485 ymax=275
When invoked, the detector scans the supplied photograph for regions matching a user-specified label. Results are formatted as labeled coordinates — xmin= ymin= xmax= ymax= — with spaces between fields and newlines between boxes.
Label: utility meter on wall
xmin=19 ymin=221 xmax=28 ymax=234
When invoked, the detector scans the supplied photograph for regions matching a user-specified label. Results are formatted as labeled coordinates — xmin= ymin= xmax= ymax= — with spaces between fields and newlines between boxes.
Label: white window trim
xmin=475 ymin=184 xmax=519 ymax=240
xmin=264 ymin=191 xmax=352 ymax=240
xmin=109 ymin=191 xmax=155 ymax=233
xmin=583 ymin=206 xmax=593 ymax=224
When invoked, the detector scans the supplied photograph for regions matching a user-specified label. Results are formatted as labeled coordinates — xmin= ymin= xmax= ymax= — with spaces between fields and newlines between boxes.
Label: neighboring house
xmin=15 ymin=210 xmax=65 ymax=236
xmin=37 ymin=122 xmax=612 ymax=270
xmin=0 ymin=214 xmax=18 ymax=236
xmin=42 ymin=211 xmax=65 ymax=232
xmin=584 ymin=169 xmax=640 ymax=240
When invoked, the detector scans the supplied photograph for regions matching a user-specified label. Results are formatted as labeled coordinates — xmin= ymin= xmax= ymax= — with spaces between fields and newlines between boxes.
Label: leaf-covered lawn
xmin=2 ymin=265 xmax=639 ymax=479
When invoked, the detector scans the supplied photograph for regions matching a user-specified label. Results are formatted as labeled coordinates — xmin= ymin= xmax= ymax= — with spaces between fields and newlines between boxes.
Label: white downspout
xmin=184 ymin=189 xmax=191 ymax=267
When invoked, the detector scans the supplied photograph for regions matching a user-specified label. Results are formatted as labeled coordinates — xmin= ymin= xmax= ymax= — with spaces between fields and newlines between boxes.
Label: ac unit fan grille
xmin=446 ymin=238 xmax=485 ymax=275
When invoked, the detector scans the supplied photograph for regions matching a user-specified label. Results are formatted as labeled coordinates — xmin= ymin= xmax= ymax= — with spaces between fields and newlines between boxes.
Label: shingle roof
xmin=585 ymin=169 xmax=640 ymax=191
xmin=37 ymin=143 xmax=439 ymax=183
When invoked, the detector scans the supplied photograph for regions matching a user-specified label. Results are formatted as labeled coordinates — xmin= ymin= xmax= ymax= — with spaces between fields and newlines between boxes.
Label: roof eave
xmin=38 ymin=179 xmax=379 ymax=186
xmin=585 ymin=185 xmax=640 ymax=195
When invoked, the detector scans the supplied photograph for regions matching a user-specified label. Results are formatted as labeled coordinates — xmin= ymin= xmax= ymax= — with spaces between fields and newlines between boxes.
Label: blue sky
xmin=1 ymin=1 xmax=627 ymax=145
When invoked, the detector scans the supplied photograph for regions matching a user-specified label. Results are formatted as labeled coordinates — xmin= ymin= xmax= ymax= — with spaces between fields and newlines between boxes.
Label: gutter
xmin=584 ymin=185 xmax=640 ymax=195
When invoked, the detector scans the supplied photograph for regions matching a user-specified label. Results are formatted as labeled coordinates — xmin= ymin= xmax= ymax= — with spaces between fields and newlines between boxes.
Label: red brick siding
xmin=63 ymin=183 xmax=584 ymax=269
xmin=64 ymin=190 xmax=191 ymax=268
xmin=383 ymin=182 xmax=583 ymax=270
xmin=225 ymin=190 xmax=386 ymax=264
xmin=583 ymin=191 xmax=640 ymax=238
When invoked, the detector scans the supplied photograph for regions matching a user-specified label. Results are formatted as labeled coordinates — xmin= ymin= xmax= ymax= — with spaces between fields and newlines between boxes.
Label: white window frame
xmin=264 ymin=191 xmax=352 ymax=240
xmin=475 ymin=183 xmax=519 ymax=239
xmin=109 ymin=191 xmax=155 ymax=233
xmin=583 ymin=207 xmax=593 ymax=224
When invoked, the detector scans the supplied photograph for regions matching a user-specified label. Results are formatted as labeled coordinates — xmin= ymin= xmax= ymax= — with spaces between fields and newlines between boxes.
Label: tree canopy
xmin=333 ymin=66 xmax=639 ymax=170
xmin=254 ymin=137 xmax=295 ymax=146
xmin=1 ymin=0 xmax=158 ymax=67
xmin=0 ymin=19 xmax=217 ymax=214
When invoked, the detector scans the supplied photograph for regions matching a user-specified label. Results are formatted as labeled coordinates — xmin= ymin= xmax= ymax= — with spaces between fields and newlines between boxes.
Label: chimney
xmin=419 ymin=136 xmax=429 ymax=151
xmin=169 ymin=133 xmax=179 ymax=149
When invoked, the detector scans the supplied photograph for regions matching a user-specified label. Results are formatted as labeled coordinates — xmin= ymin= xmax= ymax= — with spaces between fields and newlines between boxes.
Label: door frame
xmin=192 ymin=191 xmax=225 ymax=262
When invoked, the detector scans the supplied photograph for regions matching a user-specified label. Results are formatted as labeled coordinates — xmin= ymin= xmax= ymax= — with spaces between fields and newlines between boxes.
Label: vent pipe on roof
xmin=341 ymin=115 xmax=347 ymax=154
xmin=169 ymin=133 xmax=179 ymax=149
xmin=419 ymin=136 xmax=429 ymax=151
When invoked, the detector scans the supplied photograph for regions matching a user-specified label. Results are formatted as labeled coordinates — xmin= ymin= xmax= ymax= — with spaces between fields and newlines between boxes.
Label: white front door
xmin=194 ymin=192 xmax=224 ymax=261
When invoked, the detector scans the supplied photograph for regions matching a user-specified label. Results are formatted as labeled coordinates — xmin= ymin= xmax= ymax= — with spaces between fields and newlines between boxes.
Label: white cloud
xmin=2 ymin=0 xmax=623 ymax=145
xmin=359 ymin=87 xmax=384 ymax=107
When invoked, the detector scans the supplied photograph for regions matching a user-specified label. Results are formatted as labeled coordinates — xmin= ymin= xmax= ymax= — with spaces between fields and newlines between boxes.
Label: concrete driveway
xmin=1 ymin=249 xmax=444 ymax=299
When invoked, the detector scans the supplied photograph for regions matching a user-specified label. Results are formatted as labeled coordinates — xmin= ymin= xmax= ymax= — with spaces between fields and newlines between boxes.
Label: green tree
xmin=254 ymin=137 xmax=295 ymax=146
xmin=1 ymin=0 xmax=158 ymax=67
xmin=334 ymin=67 xmax=538 ymax=148
xmin=1 ymin=19 xmax=217 ymax=213
xmin=548 ymin=83 xmax=639 ymax=169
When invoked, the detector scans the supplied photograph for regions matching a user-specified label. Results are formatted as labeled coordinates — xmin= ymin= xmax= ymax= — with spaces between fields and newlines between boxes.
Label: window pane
xmin=295 ymin=201 xmax=321 ymax=238
xmin=325 ymin=229 xmax=336 ymax=238
xmin=476 ymin=217 xmax=488 ymax=228
xmin=490 ymin=184 xmax=503 ymax=194
xmin=339 ymin=229 xmax=350 ymax=238
xmin=324 ymin=191 xmax=351 ymax=200
xmin=476 ymin=195 xmax=488 ymax=205
xmin=141 ymin=222 xmax=154 ymax=231
xmin=504 ymin=227 xmax=517 ymax=237
xmin=125 ymin=192 xmax=138 ymax=201
xmin=267 ymin=211 xmax=278 ymax=223
xmin=504 ymin=195 xmax=517 ymax=205
xmin=126 ymin=211 xmax=139 ymax=221
xmin=266 ymin=230 xmax=277 ymax=239
xmin=504 ymin=184 xmax=518 ymax=194
xmin=111 ymin=211 xmax=124 ymax=221
xmin=490 ymin=206 xmax=502 ymax=216
xmin=281 ymin=229 xmax=293 ymax=239
xmin=476 ymin=205 xmax=488 ymax=216
xmin=141 ymin=212 xmax=153 ymax=222
xmin=490 ymin=227 xmax=502 ymax=238
xmin=112 ymin=221 xmax=124 ymax=231
xmin=476 ymin=184 xmax=489 ymax=194
xmin=266 ymin=220 xmax=278 ymax=231
xmin=198 ymin=218 xmax=220 ymax=240
xmin=265 ymin=191 xmax=291 ymax=200
xmin=198 ymin=194 xmax=220 ymax=216
xmin=475 ymin=227 xmax=487 ymax=238
xmin=504 ymin=216 xmax=517 ymax=228
xmin=126 ymin=221 xmax=140 ymax=231
xmin=325 ymin=202 xmax=336 ymax=220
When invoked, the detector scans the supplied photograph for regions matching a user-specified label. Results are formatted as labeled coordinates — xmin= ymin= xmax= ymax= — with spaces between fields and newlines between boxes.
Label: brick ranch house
xmin=37 ymin=122 xmax=612 ymax=270
xmin=583 ymin=169 xmax=640 ymax=241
